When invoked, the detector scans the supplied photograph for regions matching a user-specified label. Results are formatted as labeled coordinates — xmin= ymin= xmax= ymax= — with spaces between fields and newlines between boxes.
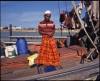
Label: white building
xmin=16 ymin=26 xmax=22 ymax=29
xmin=12 ymin=26 xmax=22 ymax=30
xmin=0 ymin=27 xmax=4 ymax=30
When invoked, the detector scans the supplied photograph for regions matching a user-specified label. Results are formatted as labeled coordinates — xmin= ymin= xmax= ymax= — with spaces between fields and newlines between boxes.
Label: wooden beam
xmin=4 ymin=41 xmax=41 ymax=45
xmin=9 ymin=36 xmax=67 ymax=39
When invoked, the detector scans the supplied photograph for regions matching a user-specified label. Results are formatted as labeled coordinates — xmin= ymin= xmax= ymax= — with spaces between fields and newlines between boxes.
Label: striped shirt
xmin=38 ymin=20 xmax=55 ymax=35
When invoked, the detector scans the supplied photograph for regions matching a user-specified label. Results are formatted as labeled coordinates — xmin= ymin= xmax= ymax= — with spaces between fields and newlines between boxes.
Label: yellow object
xmin=27 ymin=53 xmax=39 ymax=66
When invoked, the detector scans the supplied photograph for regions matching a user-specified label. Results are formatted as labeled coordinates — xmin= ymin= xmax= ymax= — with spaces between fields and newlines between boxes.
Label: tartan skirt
xmin=37 ymin=35 xmax=60 ymax=66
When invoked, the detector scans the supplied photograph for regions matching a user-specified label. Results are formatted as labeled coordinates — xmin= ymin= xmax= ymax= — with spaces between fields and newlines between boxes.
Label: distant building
xmin=3 ymin=27 xmax=9 ymax=29
xmin=0 ymin=27 xmax=4 ymax=30
xmin=28 ymin=27 xmax=34 ymax=30
xmin=16 ymin=26 xmax=22 ymax=30
xmin=12 ymin=26 xmax=22 ymax=30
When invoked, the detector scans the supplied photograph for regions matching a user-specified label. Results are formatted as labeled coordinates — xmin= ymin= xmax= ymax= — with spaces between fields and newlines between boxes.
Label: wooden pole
xmin=71 ymin=1 xmax=99 ymax=54
xmin=9 ymin=24 xmax=12 ymax=41
xmin=61 ymin=26 xmax=62 ymax=36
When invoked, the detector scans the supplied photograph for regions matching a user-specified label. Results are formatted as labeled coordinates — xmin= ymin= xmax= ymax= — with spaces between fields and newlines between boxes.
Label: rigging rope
xmin=64 ymin=1 xmax=67 ymax=11
xmin=58 ymin=1 xmax=61 ymax=16
xmin=58 ymin=1 xmax=62 ymax=36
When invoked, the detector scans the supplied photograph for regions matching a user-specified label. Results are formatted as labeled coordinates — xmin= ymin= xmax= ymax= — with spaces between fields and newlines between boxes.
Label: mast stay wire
xmin=58 ymin=1 xmax=63 ymax=36
xmin=64 ymin=1 xmax=67 ymax=11
xmin=58 ymin=1 xmax=61 ymax=16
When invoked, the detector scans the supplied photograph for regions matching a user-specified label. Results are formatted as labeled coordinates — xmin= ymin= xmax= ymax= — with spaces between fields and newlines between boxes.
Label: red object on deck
xmin=33 ymin=44 xmax=36 ymax=51
xmin=28 ymin=44 xmax=40 ymax=52
xmin=59 ymin=45 xmax=87 ymax=61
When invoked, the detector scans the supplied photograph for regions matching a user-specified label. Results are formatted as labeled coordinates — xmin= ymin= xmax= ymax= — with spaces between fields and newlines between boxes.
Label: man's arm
xmin=48 ymin=23 xmax=55 ymax=37
xmin=38 ymin=23 xmax=47 ymax=35
xmin=48 ymin=29 xmax=55 ymax=37
xmin=39 ymin=31 xmax=47 ymax=35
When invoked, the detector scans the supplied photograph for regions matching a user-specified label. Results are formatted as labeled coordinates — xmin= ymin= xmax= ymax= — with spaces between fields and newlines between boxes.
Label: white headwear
xmin=44 ymin=10 xmax=51 ymax=14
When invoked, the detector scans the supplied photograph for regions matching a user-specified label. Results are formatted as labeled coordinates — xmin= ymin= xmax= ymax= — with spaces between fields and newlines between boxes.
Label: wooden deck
xmin=1 ymin=45 xmax=99 ymax=80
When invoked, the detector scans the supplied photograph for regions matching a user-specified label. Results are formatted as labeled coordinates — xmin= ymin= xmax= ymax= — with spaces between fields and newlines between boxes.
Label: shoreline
xmin=1 ymin=29 xmax=80 ymax=33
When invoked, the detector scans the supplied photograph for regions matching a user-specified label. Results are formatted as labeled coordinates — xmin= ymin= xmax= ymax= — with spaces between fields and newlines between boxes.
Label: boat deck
xmin=1 ymin=45 xmax=99 ymax=80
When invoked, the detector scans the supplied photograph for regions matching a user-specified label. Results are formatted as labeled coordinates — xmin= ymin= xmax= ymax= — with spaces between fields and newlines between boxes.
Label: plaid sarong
xmin=37 ymin=35 xmax=60 ymax=66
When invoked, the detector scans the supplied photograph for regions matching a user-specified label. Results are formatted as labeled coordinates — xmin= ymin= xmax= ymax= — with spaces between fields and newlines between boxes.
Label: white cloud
xmin=19 ymin=11 xmax=43 ymax=22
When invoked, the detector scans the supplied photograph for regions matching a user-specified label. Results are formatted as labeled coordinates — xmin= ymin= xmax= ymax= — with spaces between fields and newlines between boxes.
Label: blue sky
xmin=1 ymin=1 xmax=86 ymax=28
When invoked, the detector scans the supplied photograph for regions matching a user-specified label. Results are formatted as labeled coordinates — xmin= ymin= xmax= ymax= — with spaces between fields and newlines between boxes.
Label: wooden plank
xmin=4 ymin=41 xmax=41 ymax=44
xmin=12 ymin=58 xmax=99 ymax=80
xmin=9 ymin=36 xmax=67 ymax=39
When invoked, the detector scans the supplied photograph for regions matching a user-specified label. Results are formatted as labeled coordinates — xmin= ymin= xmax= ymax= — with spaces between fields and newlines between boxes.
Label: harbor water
xmin=1 ymin=31 xmax=77 ymax=42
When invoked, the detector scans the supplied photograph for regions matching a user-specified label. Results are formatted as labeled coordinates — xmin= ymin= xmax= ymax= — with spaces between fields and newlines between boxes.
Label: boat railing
xmin=3 ymin=36 xmax=67 ymax=45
